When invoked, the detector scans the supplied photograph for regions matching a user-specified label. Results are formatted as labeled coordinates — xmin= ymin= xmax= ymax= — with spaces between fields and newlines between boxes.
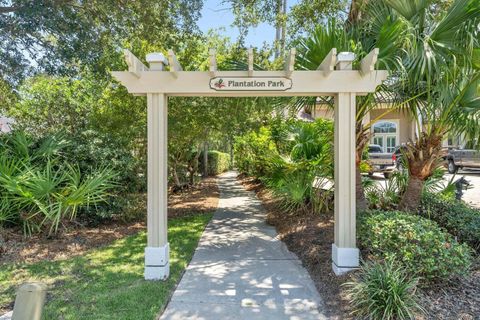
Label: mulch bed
xmin=0 ymin=176 xmax=219 ymax=266
xmin=418 ymin=264 xmax=480 ymax=320
xmin=237 ymin=174 xmax=480 ymax=320
xmin=168 ymin=176 xmax=219 ymax=218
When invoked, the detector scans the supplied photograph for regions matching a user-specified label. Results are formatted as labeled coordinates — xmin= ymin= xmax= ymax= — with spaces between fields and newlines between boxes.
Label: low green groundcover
xmin=0 ymin=214 xmax=212 ymax=320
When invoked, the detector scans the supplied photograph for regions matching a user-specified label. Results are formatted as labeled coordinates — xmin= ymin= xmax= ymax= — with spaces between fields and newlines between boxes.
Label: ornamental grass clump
xmin=344 ymin=260 xmax=424 ymax=320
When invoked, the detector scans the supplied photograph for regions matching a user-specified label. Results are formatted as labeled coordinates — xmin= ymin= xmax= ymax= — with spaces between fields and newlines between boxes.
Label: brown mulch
xmin=418 ymin=264 xmax=480 ymax=320
xmin=238 ymin=174 xmax=480 ymax=320
xmin=0 ymin=176 xmax=219 ymax=266
xmin=168 ymin=176 xmax=219 ymax=218
xmin=237 ymin=175 xmax=352 ymax=319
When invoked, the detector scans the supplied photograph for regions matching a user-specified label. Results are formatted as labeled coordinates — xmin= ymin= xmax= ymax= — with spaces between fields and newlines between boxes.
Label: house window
xmin=372 ymin=121 xmax=398 ymax=153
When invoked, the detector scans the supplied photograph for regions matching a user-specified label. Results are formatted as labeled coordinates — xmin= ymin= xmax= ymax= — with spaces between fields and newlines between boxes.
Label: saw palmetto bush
xmin=0 ymin=131 xmax=116 ymax=235
xmin=235 ymin=118 xmax=334 ymax=213
xmin=364 ymin=167 xmax=446 ymax=210
xmin=261 ymin=119 xmax=334 ymax=212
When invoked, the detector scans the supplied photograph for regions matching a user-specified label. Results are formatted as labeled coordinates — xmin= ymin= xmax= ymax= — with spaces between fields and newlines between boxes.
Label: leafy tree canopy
xmin=0 ymin=0 xmax=203 ymax=84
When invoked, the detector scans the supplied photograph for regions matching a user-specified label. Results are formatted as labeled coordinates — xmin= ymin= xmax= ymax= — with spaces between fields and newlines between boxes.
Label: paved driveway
xmin=444 ymin=169 xmax=480 ymax=208
xmin=161 ymin=171 xmax=325 ymax=320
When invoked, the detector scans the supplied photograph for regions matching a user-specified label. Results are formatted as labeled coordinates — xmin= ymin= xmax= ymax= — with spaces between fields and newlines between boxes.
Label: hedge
xmin=420 ymin=193 xmax=480 ymax=251
xmin=199 ymin=150 xmax=231 ymax=176
xmin=359 ymin=210 xmax=473 ymax=282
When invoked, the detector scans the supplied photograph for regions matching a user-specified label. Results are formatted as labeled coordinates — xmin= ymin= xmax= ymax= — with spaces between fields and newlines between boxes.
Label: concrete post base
xmin=145 ymin=244 xmax=170 ymax=280
xmin=331 ymin=244 xmax=359 ymax=275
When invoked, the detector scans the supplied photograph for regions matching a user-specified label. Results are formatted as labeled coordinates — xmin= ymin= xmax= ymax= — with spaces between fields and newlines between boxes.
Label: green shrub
xmin=64 ymin=130 xmax=145 ymax=193
xmin=420 ymin=193 xmax=480 ymax=251
xmin=235 ymin=119 xmax=334 ymax=212
xmin=234 ymin=127 xmax=280 ymax=177
xmin=359 ymin=210 xmax=473 ymax=282
xmin=345 ymin=260 xmax=423 ymax=320
xmin=199 ymin=150 xmax=230 ymax=176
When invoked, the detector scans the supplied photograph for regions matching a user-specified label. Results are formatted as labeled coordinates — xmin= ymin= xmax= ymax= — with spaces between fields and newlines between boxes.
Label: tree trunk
xmin=398 ymin=176 xmax=424 ymax=211
xmin=189 ymin=150 xmax=201 ymax=185
xmin=172 ymin=162 xmax=181 ymax=187
xmin=229 ymin=141 xmax=234 ymax=169
xmin=274 ymin=0 xmax=282 ymax=59
xmin=202 ymin=141 xmax=208 ymax=177
xmin=348 ymin=0 xmax=367 ymax=24
xmin=397 ymin=131 xmax=443 ymax=211
xmin=188 ymin=168 xmax=195 ymax=185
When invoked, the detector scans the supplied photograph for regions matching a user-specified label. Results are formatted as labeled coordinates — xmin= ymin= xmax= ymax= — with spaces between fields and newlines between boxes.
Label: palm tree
xmin=374 ymin=0 xmax=480 ymax=210
xmin=289 ymin=0 xmax=479 ymax=212
xmin=294 ymin=16 xmax=404 ymax=211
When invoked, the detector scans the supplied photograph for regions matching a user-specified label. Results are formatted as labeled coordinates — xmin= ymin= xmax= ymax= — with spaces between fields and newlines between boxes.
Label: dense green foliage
xmin=0 ymin=131 xmax=115 ymax=235
xmin=1 ymin=33 xmax=278 ymax=231
xmin=8 ymin=75 xmax=146 ymax=191
xmin=0 ymin=214 xmax=212 ymax=319
xmin=0 ymin=0 xmax=204 ymax=83
xmin=234 ymin=127 xmax=281 ymax=177
xmin=200 ymin=151 xmax=231 ymax=176
xmin=359 ymin=210 xmax=473 ymax=282
xmin=420 ymin=193 xmax=480 ymax=251
xmin=345 ymin=260 xmax=423 ymax=320
xmin=235 ymin=118 xmax=334 ymax=212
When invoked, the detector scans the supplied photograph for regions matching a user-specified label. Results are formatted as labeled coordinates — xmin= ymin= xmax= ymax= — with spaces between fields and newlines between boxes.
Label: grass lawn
xmin=0 ymin=213 xmax=212 ymax=320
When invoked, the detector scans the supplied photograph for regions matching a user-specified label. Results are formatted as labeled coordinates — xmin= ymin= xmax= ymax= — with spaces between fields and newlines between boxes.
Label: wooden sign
xmin=210 ymin=77 xmax=293 ymax=91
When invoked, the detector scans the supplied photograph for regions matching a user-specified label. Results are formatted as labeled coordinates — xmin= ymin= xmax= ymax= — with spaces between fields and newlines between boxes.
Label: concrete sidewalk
xmin=161 ymin=171 xmax=325 ymax=320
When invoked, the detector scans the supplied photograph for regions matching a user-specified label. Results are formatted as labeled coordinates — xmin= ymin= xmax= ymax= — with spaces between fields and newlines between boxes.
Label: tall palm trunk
xmin=202 ymin=141 xmax=208 ymax=177
xmin=398 ymin=176 xmax=425 ymax=211
xmin=398 ymin=133 xmax=443 ymax=211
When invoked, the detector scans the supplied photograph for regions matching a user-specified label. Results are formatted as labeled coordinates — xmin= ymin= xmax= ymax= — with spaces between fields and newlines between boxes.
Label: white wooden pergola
xmin=112 ymin=48 xmax=387 ymax=280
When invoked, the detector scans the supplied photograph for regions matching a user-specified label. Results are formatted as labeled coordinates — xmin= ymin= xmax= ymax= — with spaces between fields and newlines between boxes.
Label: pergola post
xmin=145 ymin=92 xmax=169 ymax=280
xmin=332 ymin=52 xmax=359 ymax=275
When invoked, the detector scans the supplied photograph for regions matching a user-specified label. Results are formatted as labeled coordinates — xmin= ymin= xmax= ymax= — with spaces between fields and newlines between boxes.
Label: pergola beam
xmin=360 ymin=48 xmax=379 ymax=76
xmin=112 ymin=70 xmax=388 ymax=97
xmin=124 ymin=49 xmax=148 ymax=78
xmin=167 ymin=49 xmax=183 ymax=78
xmin=284 ymin=48 xmax=296 ymax=78
xmin=248 ymin=48 xmax=254 ymax=77
xmin=318 ymin=48 xmax=337 ymax=76
xmin=209 ymin=49 xmax=217 ymax=77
